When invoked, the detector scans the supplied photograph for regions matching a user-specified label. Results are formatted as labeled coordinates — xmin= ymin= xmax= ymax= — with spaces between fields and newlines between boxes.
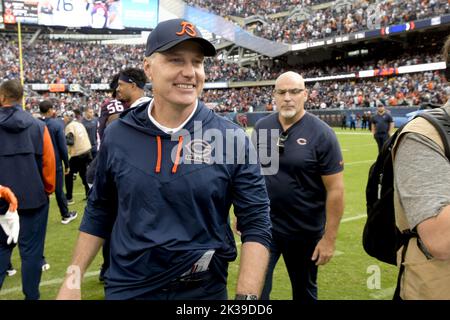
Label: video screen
xmin=3 ymin=0 xmax=158 ymax=30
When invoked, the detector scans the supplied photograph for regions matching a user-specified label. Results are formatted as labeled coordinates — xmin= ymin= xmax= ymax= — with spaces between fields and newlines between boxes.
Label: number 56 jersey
xmin=98 ymin=99 xmax=130 ymax=141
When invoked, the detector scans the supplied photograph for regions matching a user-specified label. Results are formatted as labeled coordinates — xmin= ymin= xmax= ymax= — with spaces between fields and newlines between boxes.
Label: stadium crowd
xmin=204 ymin=71 xmax=449 ymax=112
xmin=185 ymin=0 xmax=330 ymax=17
xmin=1 ymin=33 xmax=443 ymax=84
xmin=187 ymin=0 xmax=450 ymax=43
xmin=22 ymin=69 xmax=448 ymax=116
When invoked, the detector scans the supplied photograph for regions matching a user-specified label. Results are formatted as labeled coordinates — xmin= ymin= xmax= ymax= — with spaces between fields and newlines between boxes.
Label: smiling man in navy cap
xmin=57 ymin=19 xmax=271 ymax=300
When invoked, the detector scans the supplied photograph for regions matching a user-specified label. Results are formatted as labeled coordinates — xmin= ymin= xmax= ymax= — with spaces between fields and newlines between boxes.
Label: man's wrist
xmin=235 ymin=294 xmax=258 ymax=300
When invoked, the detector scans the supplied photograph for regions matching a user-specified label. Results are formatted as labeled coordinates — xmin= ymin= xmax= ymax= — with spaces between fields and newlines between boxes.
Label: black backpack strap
xmin=392 ymin=230 xmax=417 ymax=300
xmin=393 ymin=243 xmax=408 ymax=301
xmin=415 ymin=108 xmax=450 ymax=159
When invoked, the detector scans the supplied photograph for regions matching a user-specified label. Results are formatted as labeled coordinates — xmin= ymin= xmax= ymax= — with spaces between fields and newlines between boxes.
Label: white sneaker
xmin=42 ymin=263 xmax=50 ymax=272
xmin=61 ymin=211 xmax=78 ymax=225
xmin=7 ymin=269 xmax=17 ymax=277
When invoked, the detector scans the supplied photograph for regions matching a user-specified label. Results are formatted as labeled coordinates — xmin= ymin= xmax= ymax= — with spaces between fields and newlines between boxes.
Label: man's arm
xmin=417 ymin=205 xmax=450 ymax=260
xmin=56 ymin=121 xmax=70 ymax=170
xmin=42 ymin=126 xmax=56 ymax=194
xmin=394 ymin=132 xmax=450 ymax=261
xmin=235 ymin=242 xmax=269 ymax=298
xmin=232 ymin=129 xmax=272 ymax=299
xmin=371 ymin=122 xmax=376 ymax=135
xmin=388 ymin=120 xmax=395 ymax=136
xmin=312 ymin=172 xmax=344 ymax=266
xmin=56 ymin=232 xmax=104 ymax=300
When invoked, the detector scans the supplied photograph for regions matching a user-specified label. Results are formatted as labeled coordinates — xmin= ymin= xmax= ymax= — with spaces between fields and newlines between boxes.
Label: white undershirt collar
xmin=130 ymin=96 xmax=151 ymax=109
xmin=147 ymin=99 xmax=198 ymax=134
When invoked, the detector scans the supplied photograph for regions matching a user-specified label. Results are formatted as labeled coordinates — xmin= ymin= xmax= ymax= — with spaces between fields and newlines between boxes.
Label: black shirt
xmin=371 ymin=112 xmax=393 ymax=136
xmin=254 ymin=112 xmax=343 ymax=237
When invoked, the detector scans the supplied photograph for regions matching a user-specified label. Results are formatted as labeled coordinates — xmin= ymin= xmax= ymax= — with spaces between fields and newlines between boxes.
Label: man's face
xmin=84 ymin=109 xmax=94 ymax=120
xmin=144 ymin=41 xmax=205 ymax=109
xmin=377 ymin=105 xmax=385 ymax=114
xmin=274 ymin=74 xmax=307 ymax=120
xmin=116 ymin=80 xmax=135 ymax=104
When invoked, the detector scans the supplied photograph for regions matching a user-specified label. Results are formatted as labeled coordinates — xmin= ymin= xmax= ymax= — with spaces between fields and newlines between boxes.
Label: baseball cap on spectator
xmin=145 ymin=19 xmax=216 ymax=57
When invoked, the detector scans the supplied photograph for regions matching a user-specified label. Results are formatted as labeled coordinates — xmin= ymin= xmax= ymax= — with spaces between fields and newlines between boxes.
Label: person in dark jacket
xmin=0 ymin=79 xmax=56 ymax=300
xmin=39 ymin=100 xmax=77 ymax=224
xmin=57 ymin=18 xmax=271 ymax=301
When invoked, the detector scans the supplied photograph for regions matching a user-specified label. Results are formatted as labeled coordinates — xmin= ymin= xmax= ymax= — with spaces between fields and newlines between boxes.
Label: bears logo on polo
xmin=176 ymin=21 xmax=197 ymax=37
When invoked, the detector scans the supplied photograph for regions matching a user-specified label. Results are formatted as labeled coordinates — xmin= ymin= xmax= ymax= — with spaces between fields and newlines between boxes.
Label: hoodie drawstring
xmin=155 ymin=136 xmax=162 ymax=173
xmin=172 ymin=136 xmax=184 ymax=174
xmin=155 ymin=135 xmax=184 ymax=174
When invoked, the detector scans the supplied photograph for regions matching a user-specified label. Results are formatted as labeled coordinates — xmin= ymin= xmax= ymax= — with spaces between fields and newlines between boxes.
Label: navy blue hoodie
xmin=39 ymin=116 xmax=69 ymax=171
xmin=80 ymin=100 xmax=271 ymax=299
xmin=0 ymin=105 xmax=56 ymax=212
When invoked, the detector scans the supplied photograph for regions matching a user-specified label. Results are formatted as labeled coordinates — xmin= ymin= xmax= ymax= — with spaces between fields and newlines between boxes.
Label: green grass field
xmin=0 ymin=127 xmax=398 ymax=300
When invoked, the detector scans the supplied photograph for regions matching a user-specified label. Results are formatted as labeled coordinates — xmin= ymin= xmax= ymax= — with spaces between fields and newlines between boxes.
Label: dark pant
xmin=106 ymin=271 xmax=227 ymax=300
xmin=261 ymin=231 xmax=320 ymax=301
xmin=374 ymin=134 xmax=389 ymax=153
xmin=0 ymin=202 xmax=49 ymax=300
xmin=55 ymin=168 xmax=69 ymax=217
xmin=66 ymin=151 xmax=92 ymax=200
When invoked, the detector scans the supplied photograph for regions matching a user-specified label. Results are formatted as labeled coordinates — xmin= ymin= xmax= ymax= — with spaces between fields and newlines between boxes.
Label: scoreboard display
xmin=2 ymin=0 xmax=158 ymax=30
xmin=3 ymin=0 xmax=38 ymax=25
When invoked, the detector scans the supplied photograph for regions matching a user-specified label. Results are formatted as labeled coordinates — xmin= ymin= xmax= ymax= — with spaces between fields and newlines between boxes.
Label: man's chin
xmin=279 ymin=110 xmax=297 ymax=119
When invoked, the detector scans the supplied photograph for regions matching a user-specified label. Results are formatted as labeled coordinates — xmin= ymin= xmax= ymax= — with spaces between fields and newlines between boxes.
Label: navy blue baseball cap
xmin=145 ymin=19 xmax=216 ymax=57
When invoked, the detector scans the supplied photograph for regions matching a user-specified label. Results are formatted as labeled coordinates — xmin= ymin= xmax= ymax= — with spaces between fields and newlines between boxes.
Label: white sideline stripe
xmin=334 ymin=250 xmax=344 ymax=256
xmin=369 ymin=286 xmax=395 ymax=300
xmin=0 ymin=270 xmax=100 ymax=296
xmin=344 ymin=160 xmax=374 ymax=166
xmin=341 ymin=214 xmax=366 ymax=223
xmin=335 ymin=132 xmax=373 ymax=135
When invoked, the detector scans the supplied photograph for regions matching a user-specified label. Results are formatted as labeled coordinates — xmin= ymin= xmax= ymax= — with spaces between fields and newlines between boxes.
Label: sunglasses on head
xmin=277 ymin=132 xmax=289 ymax=154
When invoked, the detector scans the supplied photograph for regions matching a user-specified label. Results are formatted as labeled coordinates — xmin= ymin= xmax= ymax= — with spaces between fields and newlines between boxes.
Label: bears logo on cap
xmin=176 ymin=21 xmax=197 ymax=37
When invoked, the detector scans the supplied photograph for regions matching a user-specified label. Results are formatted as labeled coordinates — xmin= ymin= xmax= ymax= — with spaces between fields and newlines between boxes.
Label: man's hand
xmin=64 ymin=167 xmax=70 ymax=175
xmin=56 ymin=286 xmax=82 ymax=300
xmin=0 ymin=186 xmax=18 ymax=211
xmin=311 ymin=236 xmax=335 ymax=266
xmin=0 ymin=210 xmax=20 ymax=245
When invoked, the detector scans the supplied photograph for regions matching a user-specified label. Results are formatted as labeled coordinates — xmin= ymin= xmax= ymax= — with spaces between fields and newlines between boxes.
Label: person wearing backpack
xmin=391 ymin=36 xmax=450 ymax=299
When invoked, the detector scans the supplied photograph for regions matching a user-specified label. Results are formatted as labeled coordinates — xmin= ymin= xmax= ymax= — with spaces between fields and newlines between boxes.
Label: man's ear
xmin=143 ymin=57 xmax=153 ymax=81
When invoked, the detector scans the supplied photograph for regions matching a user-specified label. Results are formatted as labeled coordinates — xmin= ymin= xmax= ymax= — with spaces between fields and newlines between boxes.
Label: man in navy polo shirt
xmin=254 ymin=71 xmax=345 ymax=301
xmin=371 ymin=102 xmax=394 ymax=153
